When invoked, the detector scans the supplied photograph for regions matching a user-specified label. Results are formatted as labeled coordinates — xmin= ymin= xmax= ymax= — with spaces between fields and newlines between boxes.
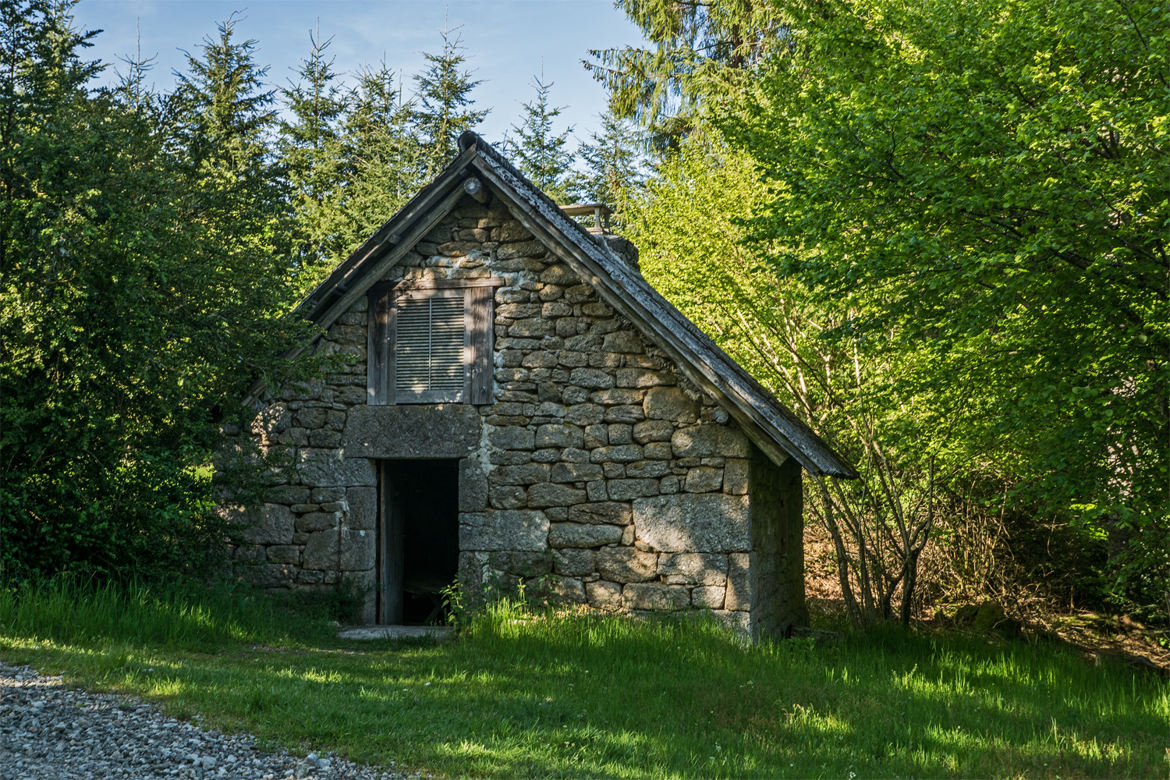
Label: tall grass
xmin=2 ymin=586 xmax=1166 ymax=777
xmin=0 ymin=577 xmax=330 ymax=650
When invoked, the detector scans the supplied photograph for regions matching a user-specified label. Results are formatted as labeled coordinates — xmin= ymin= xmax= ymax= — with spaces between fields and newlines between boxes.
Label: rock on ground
xmin=0 ymin=661 xmax=416 ymax=780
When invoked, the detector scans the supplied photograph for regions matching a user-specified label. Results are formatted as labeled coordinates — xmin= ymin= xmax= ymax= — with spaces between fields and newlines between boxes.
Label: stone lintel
xmin=343 ymin=404 xmax=481 ymax=458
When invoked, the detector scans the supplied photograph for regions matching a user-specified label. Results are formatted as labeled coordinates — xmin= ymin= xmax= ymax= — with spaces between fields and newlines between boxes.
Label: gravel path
xmin=0 ymin=662 xmax=415 ymax=779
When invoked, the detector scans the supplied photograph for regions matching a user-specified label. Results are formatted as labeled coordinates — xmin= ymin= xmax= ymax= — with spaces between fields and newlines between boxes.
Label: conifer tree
xmin=586 ymin=0 xmax=782 ymax=148
xmin=171 ymin=15 xmax=289 ymax=264
xmin=577 ymin=106 xmax=644 ymax=215
xmin=508 ymin=75 xmax=577 ymax=203
xmin=338 ymin=61 xmax=423 ymax=249
xmin=412 ymin=26 xmax=488 ymax=177
xmin=173 ymin=16 xmax=276 ymax=180
xmin=280 ymin=29 xmax=350 ymax=281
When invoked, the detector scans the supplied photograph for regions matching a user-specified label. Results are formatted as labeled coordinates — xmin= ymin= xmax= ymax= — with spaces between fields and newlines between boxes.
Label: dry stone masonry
xmin=221 ymin=195 xmax=807 ymax=639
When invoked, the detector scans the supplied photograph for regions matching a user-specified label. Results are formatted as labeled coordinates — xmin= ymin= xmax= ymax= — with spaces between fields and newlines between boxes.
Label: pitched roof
xmin=298 ymin=132 xmax=855 ymax=478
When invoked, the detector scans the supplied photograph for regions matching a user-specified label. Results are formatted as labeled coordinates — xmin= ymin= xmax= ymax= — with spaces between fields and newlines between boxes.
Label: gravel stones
xmin=0 ymin=661 xmax=413 ymax=780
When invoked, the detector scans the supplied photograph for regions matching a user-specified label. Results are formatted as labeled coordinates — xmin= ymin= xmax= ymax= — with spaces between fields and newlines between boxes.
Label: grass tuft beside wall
xmin=1 ymin=585 xmax=1167 ymax=778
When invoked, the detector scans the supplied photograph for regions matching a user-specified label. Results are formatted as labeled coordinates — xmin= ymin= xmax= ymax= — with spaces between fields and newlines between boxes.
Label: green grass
xmin=1 ymin=582 xmax=1167 ymax=778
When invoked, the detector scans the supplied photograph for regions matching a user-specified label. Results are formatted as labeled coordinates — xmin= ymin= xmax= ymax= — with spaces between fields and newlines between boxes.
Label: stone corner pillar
xmin=748 ymin=449 xmax=809 ymax=640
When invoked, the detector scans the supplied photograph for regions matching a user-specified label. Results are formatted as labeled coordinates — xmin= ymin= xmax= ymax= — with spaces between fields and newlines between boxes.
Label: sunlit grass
xmin=1 ymin=584 xmax=1167 ymax=777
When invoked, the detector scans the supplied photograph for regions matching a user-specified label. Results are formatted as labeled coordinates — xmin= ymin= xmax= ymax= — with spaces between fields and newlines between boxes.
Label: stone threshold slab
xmin=337 ymin=625 xmax=454 ymax=641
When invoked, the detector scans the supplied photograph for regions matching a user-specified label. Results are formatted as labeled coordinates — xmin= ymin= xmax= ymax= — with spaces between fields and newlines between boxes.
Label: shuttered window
xmin=394 ymin=292 xmax=467 ymax=402
xmin=367 ymin=278 xmax=502 ymax=406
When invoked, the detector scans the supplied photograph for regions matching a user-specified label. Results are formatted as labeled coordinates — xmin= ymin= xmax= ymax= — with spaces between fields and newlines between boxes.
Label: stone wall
xmin=220 ymin=194 xmax=805 ymax=635
xmin=747 ymin=452 xmax=809 ymax=638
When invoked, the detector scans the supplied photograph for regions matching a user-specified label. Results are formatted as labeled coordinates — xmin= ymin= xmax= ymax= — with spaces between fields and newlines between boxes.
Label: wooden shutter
xmin=391 ymin=290 xmax=468 ymax=403
xmin=367 ymin=283 xmax=393 ymax=404
xmin=467 ymin=286 xmax=494 ymax=404
xmin=370 ymin=278 xmax=501 ymax=406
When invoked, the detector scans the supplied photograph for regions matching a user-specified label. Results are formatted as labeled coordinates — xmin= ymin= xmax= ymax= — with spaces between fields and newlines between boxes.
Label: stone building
xmin=223 ymin=132 xmax=853 ymax=640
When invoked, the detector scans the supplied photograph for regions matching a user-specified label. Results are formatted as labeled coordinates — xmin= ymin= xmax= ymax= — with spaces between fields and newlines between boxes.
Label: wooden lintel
xmin=394 ymin=277 xmax=505 ymax=291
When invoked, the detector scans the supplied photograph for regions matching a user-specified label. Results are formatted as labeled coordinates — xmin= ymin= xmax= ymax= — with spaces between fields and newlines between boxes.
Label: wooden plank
xmin=386 ymin=288 xmax=399 ymax=405
xmin=463 ymin=289 xmax=474 ymax=402
xmin=367 ymin=283 xmax=392 ymax=405
xmin=397 ymin=277 xmax=505 ymax=291
xmin=468 ymin=285 xmax=494 ymax=404
xmin=378 ymin=463 xmax=405 ymax=625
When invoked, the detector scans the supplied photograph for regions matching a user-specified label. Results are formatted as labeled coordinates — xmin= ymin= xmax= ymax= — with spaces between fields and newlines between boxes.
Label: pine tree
xmin=173 ymin=16 xmax=277 ymax=179
xmin=577 ymin=106 xmax=645 ymax=215
xmin=412 ymin=26 xmax=488 ymax=177
xmin=508 ymin=75 xmax=577 ymax=203
xmin=338 ymin=61 xmax=423 ymax=249
xmin=171 ymin=15 xmax=289 ymax=266
xmin=114 ymin=24 xmax=157 ymax=114
xmin=170 ymin=14 xmax=294 ymax=292
xmin=280 ymin=28 xmax=350 ymax=281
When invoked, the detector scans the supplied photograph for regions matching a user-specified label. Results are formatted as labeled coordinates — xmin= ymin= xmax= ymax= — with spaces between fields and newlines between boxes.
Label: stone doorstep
xmin=336 ymin=625 xmax=454 ymax=641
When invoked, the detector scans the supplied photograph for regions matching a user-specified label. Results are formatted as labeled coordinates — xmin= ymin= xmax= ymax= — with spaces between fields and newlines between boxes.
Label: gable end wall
xmin=220 ymin=195 xmax=806 ymax=635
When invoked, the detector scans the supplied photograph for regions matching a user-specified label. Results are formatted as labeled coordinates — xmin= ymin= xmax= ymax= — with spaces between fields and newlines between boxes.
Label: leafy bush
xmin=0 ymin=2 xmax=309 ymax=584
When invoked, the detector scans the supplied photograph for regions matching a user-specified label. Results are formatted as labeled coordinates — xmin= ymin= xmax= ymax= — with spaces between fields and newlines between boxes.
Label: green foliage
xmin=586 ymin=0 xmax=784 ymax=147
xmin=3 ymin=588 xmax=1166 ymax=777
xmin=279 ymin=29 xmax=350 ymax=285
xmin=626 ymin=136 xmax=775 ymax=378
xmin=576 ymin=105 xmax=646 ymax=216
xmin=727 ymin=0 xmax=1169 ymax=614
xmin=609 ymin=0 xmax=1168 ymax=621
xmin=171 ymin=14 xmax=287 ymax=255
xmin=333 ymin=61 xmax=424 ymax=257
xmin=0 ymin=2 xmax=308 ymax=583
xmin=506 ymin=76 xmax=577 ymax=203
xmin=628 ymin=135 xmax=952 ymax=625
xmin=412 ymin=26 xmax=488 ymax=178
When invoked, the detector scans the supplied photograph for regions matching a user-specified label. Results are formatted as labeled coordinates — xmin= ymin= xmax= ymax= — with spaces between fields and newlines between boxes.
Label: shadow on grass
xmin=4 ymin=607 xmax=1165 ymax=778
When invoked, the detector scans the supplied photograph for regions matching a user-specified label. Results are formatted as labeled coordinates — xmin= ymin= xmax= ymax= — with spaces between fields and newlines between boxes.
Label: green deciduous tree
xmin=0 ymin=2 xmax=308 ymax=583
xmin=628 ymin=136 xmax=967 ymax=626
xmin=727 ymin=0 xmax=1169 ymax=616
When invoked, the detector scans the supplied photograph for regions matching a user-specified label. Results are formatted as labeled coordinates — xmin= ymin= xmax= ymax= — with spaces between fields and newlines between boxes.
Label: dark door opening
xmin=377 ymin=459 xmax=459 ymax=625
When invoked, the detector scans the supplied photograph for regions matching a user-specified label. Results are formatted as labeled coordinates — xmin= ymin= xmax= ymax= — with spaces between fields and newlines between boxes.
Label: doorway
xmin=377 ymin=459 xmax=460 ymax=625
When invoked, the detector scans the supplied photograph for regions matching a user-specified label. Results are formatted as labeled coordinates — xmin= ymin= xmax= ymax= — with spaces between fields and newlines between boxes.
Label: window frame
xmin=367 ymin=277 xmax=502 ymax=406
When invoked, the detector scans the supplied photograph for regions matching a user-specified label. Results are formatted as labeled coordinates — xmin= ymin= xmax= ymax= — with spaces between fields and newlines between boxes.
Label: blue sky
xmin=70 ymin=0 xmax=647 ymax=145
